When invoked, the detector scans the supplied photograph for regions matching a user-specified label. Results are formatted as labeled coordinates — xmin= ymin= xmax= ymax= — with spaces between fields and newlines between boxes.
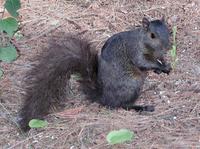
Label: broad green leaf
xmin=4 ymin=0 xmax=21 ymax=18
xmin=0 ymin=68 xmax=3 ymax=79
xmin=29 ymin=119 xmax=48 ymax=128
xmin=106 ymin=129 xmax=134 ymax=145
xmin=0 ymin=17 xmax=18 ymax=37
xmin=0 ymin=45 xmax=17 ymax=62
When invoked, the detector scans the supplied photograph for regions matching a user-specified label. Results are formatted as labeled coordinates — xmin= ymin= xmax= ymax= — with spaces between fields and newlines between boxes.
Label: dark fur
xmin=98 ymin=18 xmax=171 ymax=109
xmin=19 ymin=36 xmax=98 ymax=131
xmin=19 ymin=18 xmax=171 ymax=131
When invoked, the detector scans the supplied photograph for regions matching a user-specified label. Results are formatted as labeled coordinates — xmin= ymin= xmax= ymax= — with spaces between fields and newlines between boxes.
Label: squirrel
xmin=18 ymin=17 xmax=172 ymax=131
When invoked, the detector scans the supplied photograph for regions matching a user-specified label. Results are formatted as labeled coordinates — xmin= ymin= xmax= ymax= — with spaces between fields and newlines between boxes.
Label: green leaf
xmin=29 ymin=119 xmax=48 ymax=128
xmin=0 ymin=17 xmax=18 ymax=37
xmin=4 ymin=0 xmax=21 ymax=18
xmin=0 ymin=68 xmax=3 ymax=79
xmin=0 ymin=45 xmax=17 ymax=62
xmin=106 ymin=129 xmax=134 ymax=145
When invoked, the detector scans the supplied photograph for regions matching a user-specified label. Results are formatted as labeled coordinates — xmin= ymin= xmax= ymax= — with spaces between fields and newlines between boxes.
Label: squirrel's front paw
xmin=161 ymin=63 xmax=172 ymax=74
xmin=153 ymin=69 xmax=162 ymax=74
xmin=154 ymin=63 xmax=172 ymax=75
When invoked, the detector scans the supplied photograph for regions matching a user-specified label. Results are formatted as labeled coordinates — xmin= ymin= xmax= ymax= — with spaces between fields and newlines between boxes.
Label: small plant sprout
xmin=170 ymin=26 xmax=178 ymax=69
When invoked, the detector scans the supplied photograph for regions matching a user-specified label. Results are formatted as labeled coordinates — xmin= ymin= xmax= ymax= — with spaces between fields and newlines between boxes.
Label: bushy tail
xmin=18 ymin=34 xmax=99 ymax=131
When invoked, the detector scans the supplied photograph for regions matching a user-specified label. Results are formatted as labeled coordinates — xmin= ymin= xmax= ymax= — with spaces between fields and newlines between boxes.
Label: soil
xmin=0 ymin=0 xmax=200 ymax=148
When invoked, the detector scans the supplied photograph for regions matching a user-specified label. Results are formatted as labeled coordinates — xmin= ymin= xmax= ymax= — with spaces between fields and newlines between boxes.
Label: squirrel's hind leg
xmin=121 ymin=104 xmax=155 ymax=112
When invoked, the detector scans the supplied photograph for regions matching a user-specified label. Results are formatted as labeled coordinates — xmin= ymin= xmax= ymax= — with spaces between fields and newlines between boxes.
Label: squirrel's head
xmin=142 ymin=17 xmax=170 ymax=62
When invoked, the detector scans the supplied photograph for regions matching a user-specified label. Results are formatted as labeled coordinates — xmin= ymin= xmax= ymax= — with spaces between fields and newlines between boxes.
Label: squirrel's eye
xmin=150 ymin=33 xmax=156 ymax=39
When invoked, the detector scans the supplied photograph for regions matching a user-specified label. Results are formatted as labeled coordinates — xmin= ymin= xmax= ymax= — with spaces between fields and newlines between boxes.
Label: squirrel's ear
xmin=142 ymin=17 xmax=150 ymax=31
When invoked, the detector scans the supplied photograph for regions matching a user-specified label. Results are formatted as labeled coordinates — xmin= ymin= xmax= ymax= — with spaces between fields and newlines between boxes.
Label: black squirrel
xmin=18 ymin=17 xmax=171 ymax=131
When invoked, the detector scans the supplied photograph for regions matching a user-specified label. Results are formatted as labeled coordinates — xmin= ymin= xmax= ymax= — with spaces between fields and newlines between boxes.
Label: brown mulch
xmin=0 ymin=0 xmax=200 ymax=148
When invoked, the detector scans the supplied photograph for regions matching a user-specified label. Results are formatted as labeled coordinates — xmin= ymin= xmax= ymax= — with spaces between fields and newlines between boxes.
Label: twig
xmin=1 ymin=7 xmax=5 ymax=19
xmin=7 ymin=132 xmax=44 ymax=149
xmin=18 ymin=24 xmax=61 ymax=43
